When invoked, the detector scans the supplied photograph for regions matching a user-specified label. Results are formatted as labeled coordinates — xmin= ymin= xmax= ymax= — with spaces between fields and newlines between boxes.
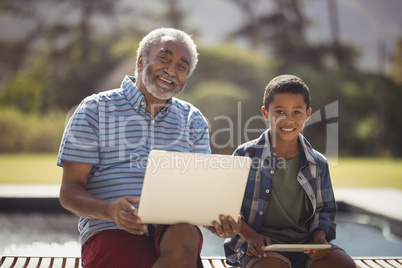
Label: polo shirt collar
xmin=122 ymin=75 xmax=173 ymax=115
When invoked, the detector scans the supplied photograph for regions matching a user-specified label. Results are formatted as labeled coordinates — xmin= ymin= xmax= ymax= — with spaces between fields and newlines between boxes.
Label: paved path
xmin=0 ymin=184 xmax=60 ymax=198
xmin=334 ymin=187 xmax=402 ymax=222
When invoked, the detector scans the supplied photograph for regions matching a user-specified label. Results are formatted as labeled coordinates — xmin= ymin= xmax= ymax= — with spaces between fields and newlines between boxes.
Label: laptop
xmin=138 ymin=150 xmax=251 ymax=226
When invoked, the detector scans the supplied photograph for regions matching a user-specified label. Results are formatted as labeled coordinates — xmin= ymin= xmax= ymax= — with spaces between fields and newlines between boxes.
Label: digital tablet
xmin=264 ymin=244 xmax=331 ymax=252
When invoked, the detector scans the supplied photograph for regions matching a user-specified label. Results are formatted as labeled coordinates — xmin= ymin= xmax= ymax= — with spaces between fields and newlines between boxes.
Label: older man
xmin=58 ymin=28 xmax=210 ymax=268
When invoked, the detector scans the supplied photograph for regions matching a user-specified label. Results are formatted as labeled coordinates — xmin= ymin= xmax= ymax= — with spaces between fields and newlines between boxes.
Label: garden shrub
xmin=0 ymin=108 xmax=65 ymax=153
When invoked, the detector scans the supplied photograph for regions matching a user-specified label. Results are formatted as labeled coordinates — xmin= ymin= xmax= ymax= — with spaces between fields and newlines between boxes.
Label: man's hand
xmin=204 ymin=214 xmax=241 ymax=238
xmin=107 ymin=196 xmax=147 ymax=235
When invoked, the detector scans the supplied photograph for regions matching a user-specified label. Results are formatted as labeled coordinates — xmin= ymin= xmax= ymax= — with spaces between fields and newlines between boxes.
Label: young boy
xmin=208 ymin=75 xmax=357 ymax=268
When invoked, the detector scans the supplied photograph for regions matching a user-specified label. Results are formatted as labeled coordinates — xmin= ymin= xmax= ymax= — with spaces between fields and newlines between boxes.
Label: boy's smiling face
xmin=262 ymin=93 xmax=311 ymax=144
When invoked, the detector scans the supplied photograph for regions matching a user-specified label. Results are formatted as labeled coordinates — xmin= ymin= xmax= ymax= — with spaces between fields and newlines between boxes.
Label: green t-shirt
xmin=260 ymin=153 xmax=310 ymax=244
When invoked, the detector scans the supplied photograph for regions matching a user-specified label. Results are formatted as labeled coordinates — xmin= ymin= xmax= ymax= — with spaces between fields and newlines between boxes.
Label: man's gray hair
xmin=134 ymin=28 xmax=199 ymax=78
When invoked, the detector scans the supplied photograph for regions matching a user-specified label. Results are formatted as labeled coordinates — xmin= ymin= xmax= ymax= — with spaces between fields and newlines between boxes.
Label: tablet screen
xmin=264 ymin=244 xmax=331 ymax=252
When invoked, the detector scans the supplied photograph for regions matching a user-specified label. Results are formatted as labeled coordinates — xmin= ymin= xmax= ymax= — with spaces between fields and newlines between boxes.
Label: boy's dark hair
xmin=263 ymin=74 xmax=311 ymax=110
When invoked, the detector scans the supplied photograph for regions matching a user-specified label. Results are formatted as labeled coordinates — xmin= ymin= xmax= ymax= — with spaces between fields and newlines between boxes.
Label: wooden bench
xmin=1 ymin=256 xmax=401 ymax=268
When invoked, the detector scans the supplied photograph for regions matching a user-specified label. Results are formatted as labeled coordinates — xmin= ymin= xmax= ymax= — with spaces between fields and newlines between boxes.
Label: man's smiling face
xmin=141 ymin=37 xmax=190 ymax=100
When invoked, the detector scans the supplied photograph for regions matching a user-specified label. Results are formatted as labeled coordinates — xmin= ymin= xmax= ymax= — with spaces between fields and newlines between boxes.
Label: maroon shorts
xmin=81 ymin=226 xmax=203 ymax=268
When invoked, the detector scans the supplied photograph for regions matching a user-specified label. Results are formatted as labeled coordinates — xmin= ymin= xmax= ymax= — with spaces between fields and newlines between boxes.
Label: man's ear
xmin=261 ymin=106 xmax=269 ymax=121
xmin=137 ymin=55 xmax=144 ymax=71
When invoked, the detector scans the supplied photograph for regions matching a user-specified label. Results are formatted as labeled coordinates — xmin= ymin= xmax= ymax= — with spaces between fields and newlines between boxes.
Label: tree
xmin=0 ymin=0 xmax=126 ymax=111
xmin=390 ymin=37 xmax=402 ymax=85
xmin=0 ymin=0 xmax=42 ymax=82
xmin=227 ymin=0 xmax=309 ymax=67
xmin=226 ymin=0 xmax=358 ymax=71
xmin=142 ymin=0 xmax=199 ymax=35
xmin=225 ymin=0 xmax=260 ymax=48
xmin=163 ymin=0 xmax=185 ymax=30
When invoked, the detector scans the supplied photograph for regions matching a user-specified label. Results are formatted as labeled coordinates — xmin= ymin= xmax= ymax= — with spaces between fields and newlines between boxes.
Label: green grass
xmin=0 ymin=154 xmax=401 ymax=189
xmin=0 ymin=153 xmax=62 ymax=184
xmin=329 ymin=157 xmax=402 ymax=189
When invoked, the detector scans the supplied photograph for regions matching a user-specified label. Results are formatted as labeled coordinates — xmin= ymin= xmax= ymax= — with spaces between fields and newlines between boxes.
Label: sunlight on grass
xmin=330 ymin=158 xmax=402 ymax=189
xmin=0 ymin=154 xmax=62 ymax=184
xmin=0 ymin=154 xmax=401 ymax=189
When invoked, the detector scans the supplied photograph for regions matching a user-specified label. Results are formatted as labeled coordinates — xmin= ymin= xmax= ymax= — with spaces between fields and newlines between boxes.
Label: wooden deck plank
xmin=37 ymin=257 xmax=51 ymax=268
xmin=363 ymin=259 xmax=390 ymax=268
xmin=72 ymin=257 xmax=80 ymax=268
xmin=202 ymin=259 xmax=214 ymax=268
xmin=387 ymin=259 xmax=402 ymax=268
xmin=12 ymin=257 xmax=27 ymax=268
xmin=375 ymin=259 xmax=398 ymax=268
xmin=357 ymin=258 xmax=402 ymax=268
xmin=1 ymin=256 xmax=402 ymax=268
xmin=27 ymin=257 xmax=42 ymax=268
xmin=211 ymin=259 xmax=227 ymax=268
xmin=355 ymin=259 xmax=371 ymax=268
xmin=0 ymin=257 xmax=16 ymax=267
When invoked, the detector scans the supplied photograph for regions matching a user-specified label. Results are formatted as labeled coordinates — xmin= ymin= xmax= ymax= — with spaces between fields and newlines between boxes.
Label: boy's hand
xmin=246 ymin=234 xmax=272 ymax=258
xmin=304 ymin=229 xmax=331 ymax=260
xmin=304 ymin=246 xmax=331 ymax=261
xmin=204 ymin=214 xmax=241 ymax=238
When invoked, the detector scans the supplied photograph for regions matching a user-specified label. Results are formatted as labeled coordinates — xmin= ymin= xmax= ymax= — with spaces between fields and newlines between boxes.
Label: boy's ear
xmin=261 ymin=106 xmax=269 ymax=121
xmin=305 ymin=107 xmax=312 ymax=121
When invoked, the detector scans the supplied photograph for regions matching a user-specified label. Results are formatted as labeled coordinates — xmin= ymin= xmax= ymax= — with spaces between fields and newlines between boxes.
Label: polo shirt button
xmin=135 ymin=106 xmax=138 ymax=110
xmin=141 ymin=102 xmax=144 ymax=106
xmin=270 ymin=170 xmax=275 ymax=174
xmin=259 ymin=211 xmax=263 ymax=215
xmin=265 ymin=189 xmax=270 ymax=194
xmin=150 ymin=146 xmax=154 ymax=150
xmin=152 ymin=120 xmax=155 ymax=124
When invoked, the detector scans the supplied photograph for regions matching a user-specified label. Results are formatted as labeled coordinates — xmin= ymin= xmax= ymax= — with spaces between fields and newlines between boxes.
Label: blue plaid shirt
xmin=224 ymin=130 xmax=337 ymax=266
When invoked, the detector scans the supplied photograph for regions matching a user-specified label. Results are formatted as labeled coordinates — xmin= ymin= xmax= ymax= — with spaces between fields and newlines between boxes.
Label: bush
xmin=0 ymin=108 xmax=66 ymax=153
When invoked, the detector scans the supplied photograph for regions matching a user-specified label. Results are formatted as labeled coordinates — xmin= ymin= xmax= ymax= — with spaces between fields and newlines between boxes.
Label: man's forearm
xmin=60 ymin=183 xmax=112 ymax=221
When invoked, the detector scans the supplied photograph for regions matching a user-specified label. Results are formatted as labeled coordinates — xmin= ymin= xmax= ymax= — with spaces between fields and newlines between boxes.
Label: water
xmin=1 ymin=212 xmax=402 ymax=257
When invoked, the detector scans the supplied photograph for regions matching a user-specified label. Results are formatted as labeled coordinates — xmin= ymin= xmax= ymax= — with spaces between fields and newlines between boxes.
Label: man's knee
xmin=160 ymin=224 xmax=202 ymax=253
xmin=170 ymin=224 xmax=200 ymax=237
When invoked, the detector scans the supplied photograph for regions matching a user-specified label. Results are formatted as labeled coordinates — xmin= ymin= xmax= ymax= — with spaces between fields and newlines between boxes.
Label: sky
xmin=1 ymin=0 xmax=401 ymax=72
xmin=136 ymin=0 xmax=401 ymax=73
xmin=180 ymin=0 xmax=402 ymax=72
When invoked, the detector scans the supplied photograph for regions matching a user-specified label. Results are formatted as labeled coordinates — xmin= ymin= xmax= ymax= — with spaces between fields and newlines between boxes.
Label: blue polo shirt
xmin=57 ymin=76 xmax=211 ymax=245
